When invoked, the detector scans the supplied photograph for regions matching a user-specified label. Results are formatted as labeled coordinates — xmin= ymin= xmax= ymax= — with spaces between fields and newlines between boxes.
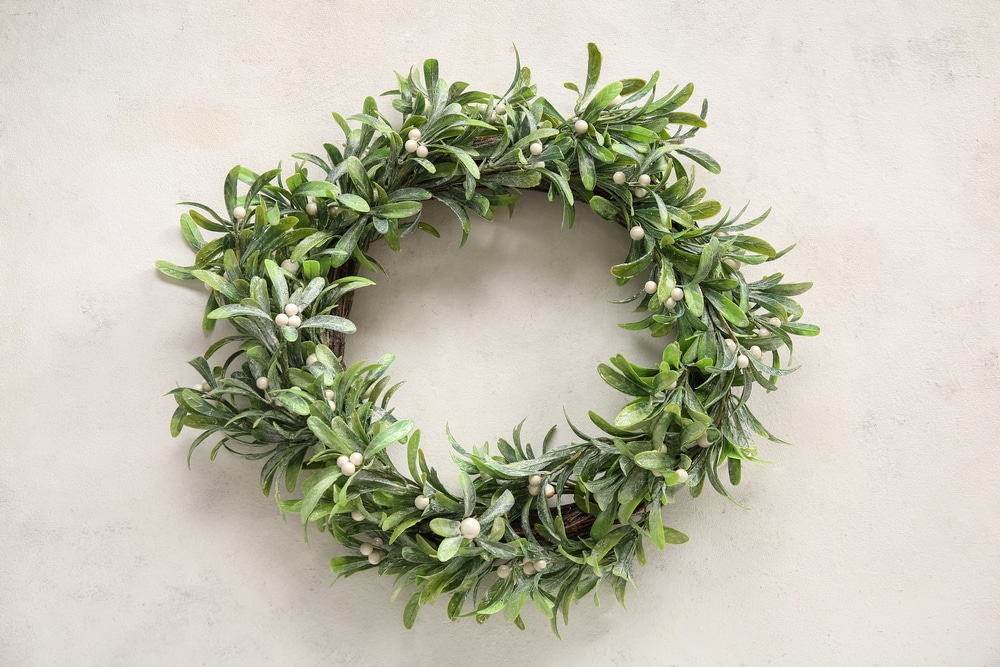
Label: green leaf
xmin=294 ymin=181 xmax=338 ymax=198
xmin=326 ymin=221 xmax=366 ymax=268
xmin=583 ymin=43 xmax=602 ymax=101
xmin=634 ymin=451 xmax=667 ymax=470
xmin=429 ymin=518 xmax=461 ymax=537
xmin=336 ymin=193 xmax=370 ymax=213
xmin=345 ymin=156 xmax=373 ymax=201
xmin=684 ymin=283 xmax=704 ymax=317
xmin=459 ymin=470 xmax=475 ymax=518
xmin=479 ymin=490 xmax=515 ymax=525
xmin=578 ymin=150 xmax=596 ymax=191
xmin=300 ymin=467 xmax=341 ymax=523
xmin=156 ymin=260 xmax=194 ymax=280
xmin=704 ymin=289 xmax=749 ymax=327
xmin=371 ymin=201 xmax=422 ymax=219
xmin=207 ymin=304 xmax=270 ymax=320
xmin=365 ymin=418 xmax=414 ymax=458
xmin=298 ymin=315 xmax=356 ymax=334
xmin=191 ymin=270 xmax=240 ymax=301
xmin=614 ymin=397 xmax=656 ymax=429
xmin=677 ymin=148 xmax=721 ymax=174
xmin=437 ymin=536 xmax=464 ymax=562
xmin=264 ymin=259 xmax=289 ymax=306
xmin=588 ymin=195 xmax=619 ymax=220
xmin=781 ymin=322 xmax=821 ymax=336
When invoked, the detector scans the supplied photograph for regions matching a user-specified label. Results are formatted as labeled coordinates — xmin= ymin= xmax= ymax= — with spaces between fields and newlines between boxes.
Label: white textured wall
xmin=2 ymin=1 xmax=998 ymax=664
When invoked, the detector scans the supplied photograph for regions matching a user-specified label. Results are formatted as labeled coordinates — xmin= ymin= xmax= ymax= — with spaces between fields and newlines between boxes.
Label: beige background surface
xmin=2 ymin=1 xmax=998 ymax=664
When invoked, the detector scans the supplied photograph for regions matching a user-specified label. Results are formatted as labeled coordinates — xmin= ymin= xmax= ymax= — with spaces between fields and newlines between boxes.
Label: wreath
xmin=158 ymin=44 xmax=819 ymax=633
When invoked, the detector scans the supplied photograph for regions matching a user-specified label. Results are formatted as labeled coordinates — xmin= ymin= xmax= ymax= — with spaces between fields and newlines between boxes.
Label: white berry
xmin=724 ymin=258 xmax=742 ymax=271
xmin=306 ymin=354 xmax=317 ymax=365
xmin=325 ymin=389 xmax=334 ymax=399
xmin=340 ymin=462 xmax=356 ymax=475
xmin=368 ymin=551 xmax=383 ymax=565
xmin=359 ymin=542 xmax=373 ymax=556
xmin=697 ymin=433 xmax=711 ymax=448
xmin=736 ymin=355 xmax=750 ymax=369
xmin=534 ymin=559 xmax=548 ymax=571
xmin=284 ymin=303 xmax=299 ymax=317
xmin=408 ymin=128 xmax=421 ymax=141
xmin=724 ymin=338 xmax=737 ymax=352
xmin=757 ymin=328 xmax=772 ymax=337
xmin=769 ymin=317 xmax=782 ymax=327
xmin=495 ymin=101 xmax=506 ymax=115
xmin=528 ymin=475 xmax=542 ymax=486
xmin=336 ymin=455 xmax=348 ymax=467
xmin=664 ymin=298 xmax=676 ymax=308
xmin=675 ymin=469 xmax=689 ymax=483
xmin=532 ymin=161 xmax=545 ymax=169
xmin=638 ymin=174 xmax=651 ymax=186
xmin=414 ymin=495 xmax=430 ymax=510
xmin=573 ymin=119 xmax=588 ymax=134
xmin=280 ymin=259 xmax=298 ymax=273
xmin=634 ymin=187 xmax=647 ymax=198
xmin=233 ymin=206 xmax=246 ymax=220
xmin=629 ymin=226 xmax=645 ymax=241
xmin=644 ymin=280 xmax=657 ymax=294
xmin=328 ymin=400 xmax=337 ymax=410
xmin=522 ymin=561 xmax=537 ymax=575
xmin=529 ymin=141 xmax=543 ymax=156
xmin=415 ymin=145 xmax=429 ymax=158
xmin=305 ymin=201 xmax=318 ymax=216
xmin=459 ymin=517 xmax=481 ymax=539
xmin=611 ymin=95 xmax=624 ymax=106
xmin=349 ymin=452 xmax=364 ymax=467
xmin=652 ymin=470 xmax=663 ymax=477
xmin=255 ymin=377 xmax=269 ymax=390
xmin=528 ymin=484 xmax=541 ymax=496
xmin=544 ymin=484 xmax=555 ymax=499
xmin=749 ymin=345 xmax=763 ymax=359
xmin=476 ymin=103 xmax=488 ymax=114
xmin=497 ymin=564 xmax=512 ymax=579
xmin=274 ymin=313 xmax=289 ymax=327
xmin=667 ymin=381 xmax=677 ymax=390
xmin=670 ymin=287 xmax=684 ymax=301
xmin=612 ymin=171 xmax=626 ymax=184
xmin=404 ymin=139 xmax=419 ymax=153
xmin=351 ymin=511 xmax=365 ymax=521
xmin=371 ymin=537 xmax=383 ymax=547
xmin=287 ymin=315 xmax=301 ymax=328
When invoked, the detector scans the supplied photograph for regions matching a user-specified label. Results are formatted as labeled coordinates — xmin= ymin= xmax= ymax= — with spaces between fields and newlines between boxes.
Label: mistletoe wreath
xmin=159 ymin=44 xmax=818 ymax=633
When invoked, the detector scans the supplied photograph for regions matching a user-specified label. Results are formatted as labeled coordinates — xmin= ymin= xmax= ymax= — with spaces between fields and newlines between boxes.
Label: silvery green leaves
xmin=160 ymin=42 xmax=817 ymax=633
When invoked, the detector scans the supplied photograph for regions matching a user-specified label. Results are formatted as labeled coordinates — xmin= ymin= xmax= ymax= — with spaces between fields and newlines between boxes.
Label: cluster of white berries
xmin=474 ymin=100 xmax=507 ymax=122
xmin=495 ymin=556 xmax=549 ymax=579
xmin=756 ymin=316 xmax=782 ymax=338
xmin=403 ymin=128 xmax=429 ymax=158
xmin=336 ymin=451 xmax=364 ymax=476
xmin=324 ymin=388 xmax=335 ymax=410
xmin=527 ymin=475 xmax=555 ymax=498
xmin=274 ymin=303 xmax=302 ymax=328
xmin=724 ymin=337 xmax=763 ymax=370
xmin=459 ymin=517 xmax=481 ymax=539
xmin=612 ymin=171 xmax=653 ymax=198
xmin=358 ymin=536 xmax=384 ymax=565
xmin=665 ymin=286 xmax=685 ymax=308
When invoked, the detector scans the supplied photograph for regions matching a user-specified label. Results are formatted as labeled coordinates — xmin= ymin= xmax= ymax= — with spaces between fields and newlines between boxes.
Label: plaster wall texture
xmin=1 ymin=1 xmax=998 ymax=665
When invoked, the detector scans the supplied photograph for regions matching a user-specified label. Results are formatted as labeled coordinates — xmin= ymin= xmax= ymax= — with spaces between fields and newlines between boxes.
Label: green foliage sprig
xmin=159 ymin=44 xmax=818 ymax=633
